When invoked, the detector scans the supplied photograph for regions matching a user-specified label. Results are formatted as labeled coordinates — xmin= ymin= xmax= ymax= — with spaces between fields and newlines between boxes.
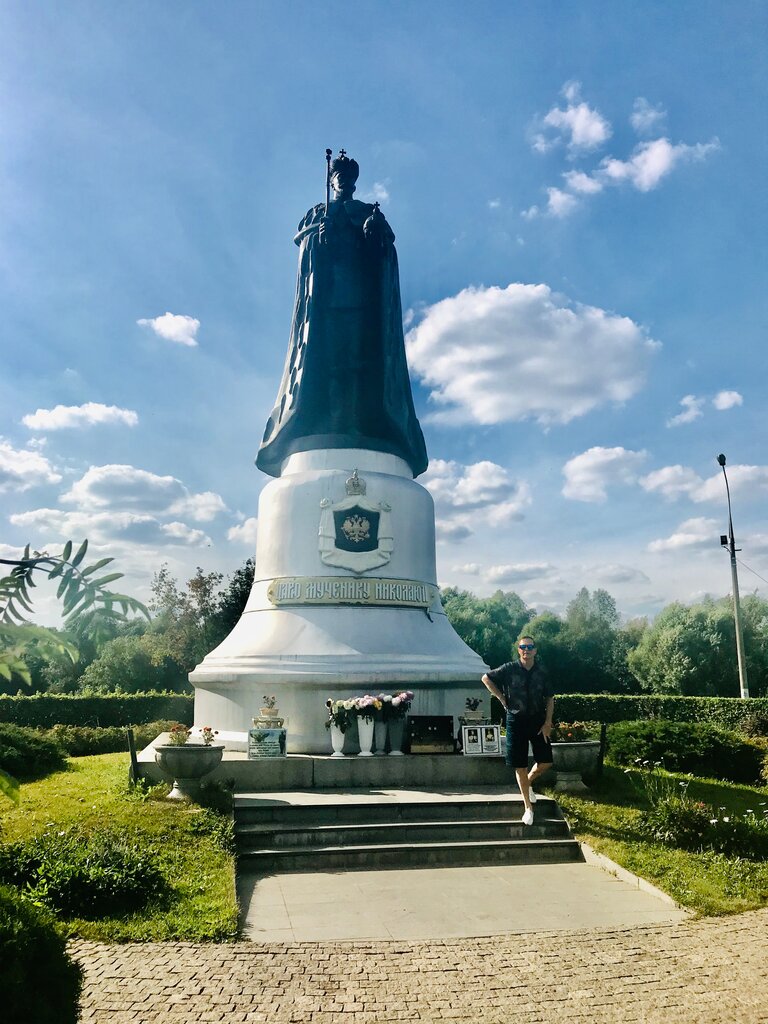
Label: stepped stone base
xmin=138 ymin=744 xmax=513 ymax=792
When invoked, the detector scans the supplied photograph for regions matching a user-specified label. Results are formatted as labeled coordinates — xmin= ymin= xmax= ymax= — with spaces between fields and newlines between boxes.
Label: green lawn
xmin=0 ymin=752 xmax=238 ymax=942
xmin=554 ymin=765 xmax=768 ymax=916
xmin=3 ymin=754 xmax=766 ymax=939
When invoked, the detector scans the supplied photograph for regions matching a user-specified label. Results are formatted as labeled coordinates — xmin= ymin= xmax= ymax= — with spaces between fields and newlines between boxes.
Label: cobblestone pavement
xmin=71 ymin=908 xmax=768 ymax=1024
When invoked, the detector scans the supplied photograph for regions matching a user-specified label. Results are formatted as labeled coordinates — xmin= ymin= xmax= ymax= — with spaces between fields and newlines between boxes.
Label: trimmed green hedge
xmin=2 ymin=691 xmax=767 ymax=732
xmin=0 ymin=724 xmax=67 ymax=779
xmin=556 ymin=694 xmax=768 ymax=729
xmin=606 ymin=720 xmax=765 ymax=784
xmin=0 ymin=692 xmax=193 ymax=729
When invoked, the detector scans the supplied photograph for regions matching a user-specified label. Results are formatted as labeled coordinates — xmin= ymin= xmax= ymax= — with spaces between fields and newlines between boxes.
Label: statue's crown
xmin=330 ymin=149 xmax=359 ymax=182
xmin=345 ymin=469 xmax=366 ymax=496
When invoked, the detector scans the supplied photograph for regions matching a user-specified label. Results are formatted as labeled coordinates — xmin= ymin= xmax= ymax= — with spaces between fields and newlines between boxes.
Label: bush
xmin=0 ymin=884 xmax=82 ymax=1024
xmin=557 ymin=694 xmax=768 ymax=727
xmin=643 ymin=797 xmax=768 ymax=860
xmin=738 ymin=711 xmax=768 ymax=738
xmin=0 ymin=692 xmax=194 ymax=729
xmin=42 ymin=720 xmax=180 ymax=757
xmin=0 ymin=825 xmax=170 ymax=918
xmin=0 ymin=723 xmax=66 ymax=779
xmin=607 ymin=719 xmax=765 ymax=784
xmin=643 ymin=795 xmax=714 ymax=850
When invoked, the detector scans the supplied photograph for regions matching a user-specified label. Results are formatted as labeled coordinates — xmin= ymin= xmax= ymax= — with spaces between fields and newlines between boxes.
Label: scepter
xmin=325 ymin=148 xmax=332 ymax=215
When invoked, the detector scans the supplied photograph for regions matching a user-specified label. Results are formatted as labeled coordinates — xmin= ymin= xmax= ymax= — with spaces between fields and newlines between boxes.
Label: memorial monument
xmin=190 ymin=150 xmax=487 ymax=753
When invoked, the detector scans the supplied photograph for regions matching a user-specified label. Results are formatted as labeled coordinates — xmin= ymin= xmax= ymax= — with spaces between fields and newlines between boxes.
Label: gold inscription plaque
xmin=267 ymin=576 xmax=437 ymax=609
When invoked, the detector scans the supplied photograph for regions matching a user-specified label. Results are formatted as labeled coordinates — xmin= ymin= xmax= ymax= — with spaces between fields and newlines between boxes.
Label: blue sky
xmin=1 ymin=0 xmax=766 ymax=623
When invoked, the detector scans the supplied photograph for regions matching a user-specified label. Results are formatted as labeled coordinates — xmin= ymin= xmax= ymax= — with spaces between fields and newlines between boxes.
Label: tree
xmin=441 ymin=588 xmax=533 ymax=667
xmin=78 ymin=635 xmax=186 ymax=693
xmin=627 ymin=595 xmax=768 ymax=697
xmin=0 ymin=541 xmax=148 ymax=689
xmin=72 ymin=559 xmax=256 ymax=694
xmin=147 ymin=560 xmax=253 ymax=673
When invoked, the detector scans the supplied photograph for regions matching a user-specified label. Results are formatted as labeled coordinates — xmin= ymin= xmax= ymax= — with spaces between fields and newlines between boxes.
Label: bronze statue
xmin=256 ymin=150 xmax=428 ymax=478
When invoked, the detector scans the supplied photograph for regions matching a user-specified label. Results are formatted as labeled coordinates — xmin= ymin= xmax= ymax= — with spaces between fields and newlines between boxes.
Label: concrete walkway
xmin=237 ymin=862 xmax=687 ymax=941
xmin=72 ymin=907 xmax=768 ymax=1023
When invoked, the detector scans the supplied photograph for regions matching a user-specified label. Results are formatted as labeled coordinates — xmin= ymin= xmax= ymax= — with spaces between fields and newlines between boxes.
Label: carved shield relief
xmin=319 ymin=496 xmax=393 ymax=574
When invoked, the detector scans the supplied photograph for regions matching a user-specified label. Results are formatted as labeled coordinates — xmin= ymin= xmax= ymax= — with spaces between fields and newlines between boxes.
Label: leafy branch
xmin=0 ymin=539 xmax=149 ymax=686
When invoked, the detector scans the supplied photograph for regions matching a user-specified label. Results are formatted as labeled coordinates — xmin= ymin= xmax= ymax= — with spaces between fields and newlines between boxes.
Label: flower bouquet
xmin=387 ymin=690 xmax=414 ymax=721
xmin=198 ymin=726 xmax=219 ymax=746
xmin=354 ymin=695 xmax=383 ymax=722
xmin=167 ymin=724 xmax=191 ymax=746
xmin=325 ymin=698 xmax=357 ymax=734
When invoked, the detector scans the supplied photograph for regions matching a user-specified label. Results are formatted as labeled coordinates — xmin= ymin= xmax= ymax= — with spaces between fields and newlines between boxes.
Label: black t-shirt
xmin=486 ymin=660 xmax=554 ymax=723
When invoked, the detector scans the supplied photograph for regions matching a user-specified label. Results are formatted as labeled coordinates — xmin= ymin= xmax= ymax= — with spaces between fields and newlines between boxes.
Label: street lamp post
xmin=717 ymin=453 xmax=749 ymax=699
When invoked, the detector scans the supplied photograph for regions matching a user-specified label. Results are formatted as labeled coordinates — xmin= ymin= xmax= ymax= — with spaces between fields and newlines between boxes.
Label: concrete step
xmin=234 ymin=794 xmax=560 ymax=828
xmin=236 ymin=816 xmax=571 ymax=850
xmin=237 ymin=837 xmax=583 ymax=872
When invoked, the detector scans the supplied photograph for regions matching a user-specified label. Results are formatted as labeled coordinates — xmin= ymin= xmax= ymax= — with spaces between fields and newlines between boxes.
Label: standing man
xmin=481 ymin=636 xmax=554 ymax=825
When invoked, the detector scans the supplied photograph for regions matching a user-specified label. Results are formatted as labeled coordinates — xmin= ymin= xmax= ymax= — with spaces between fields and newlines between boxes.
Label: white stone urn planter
xmin=154 ymin=743 xmax=224 ymax=801
xmin=329 ymin=724 xmax=346 ymax=757
xmin=551 ymin=741 xmax=600 ymax=793
xmin=357 ymin=716 xmax=375 ymax=756
xmin=388 ymin=717 xmax=406 ymax=755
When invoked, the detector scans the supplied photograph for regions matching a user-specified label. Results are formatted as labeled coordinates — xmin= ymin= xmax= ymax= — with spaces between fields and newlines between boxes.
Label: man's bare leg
xmin=527 ymin=761 xmax=553 ymax=793
xmin=515 ymin=767 xmax=532 ymax=811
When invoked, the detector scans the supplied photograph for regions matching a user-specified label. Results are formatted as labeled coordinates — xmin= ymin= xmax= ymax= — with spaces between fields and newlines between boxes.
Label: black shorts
xmin=505 ymin=712 xmax=554 ymax=769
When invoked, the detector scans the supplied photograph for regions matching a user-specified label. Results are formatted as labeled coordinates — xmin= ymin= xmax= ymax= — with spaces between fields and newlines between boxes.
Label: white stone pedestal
xmin=190 ymin=449 xmax=488 ymax=753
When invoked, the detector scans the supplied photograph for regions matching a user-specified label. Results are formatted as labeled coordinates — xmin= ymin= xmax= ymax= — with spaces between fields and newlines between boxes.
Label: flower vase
xmin=154 ymin=743 xmax=224 ymax=801
xmin=552 ymin=740 xmax=600 ymax=792
xmin=357 ymin=716 xmax=375 ymax=756
xmin=329 ymin=723 xmax=346 ymax=757
xmin=374 ymin=719 xmax=388 ymax=755
xmin=388 ymin=717 xmax=405 ymax=755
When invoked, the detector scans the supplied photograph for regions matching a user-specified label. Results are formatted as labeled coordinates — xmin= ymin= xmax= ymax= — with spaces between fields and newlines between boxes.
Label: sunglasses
xmin=518 ymin=644 xmax=536 ymax=651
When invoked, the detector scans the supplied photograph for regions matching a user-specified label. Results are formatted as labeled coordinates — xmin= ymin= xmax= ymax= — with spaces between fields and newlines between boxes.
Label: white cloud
xmin=407 ymin=284 xmax=659 ymax=427
xmin=361 ymin=181 xmax=390 ymax=204
xmin=600 ymin=137 xmax=719 ymax=193
xmin=694 ymin=465 xmax=768 ymax=503
xmin=161 ymin=521 xmax=211 ymax=545
xmin=639 ymin=465 xmax=703 ymax=500
xmin=0 ymin=438 xmax=62 ymax=493
xmin=421 ymin=458 xmax=531 ymax=541
xmin=137 ymin=312 xmax=200 ymax=347
xmin=487 ymin=198 xmax=501 ymax=210
xmin=648 ymin=517 xmax=719 ymax=552
xmin=562 ymin=446 xmax=648 ymax=502
xmin=532 ymin=81 xmax=612 ymax=156
xmin=486 ymin=563 xmax=555 ymax=584
xmin=227 ymin=517 xmax=259 ymax=545
xmin=544 ymin=187 xmax=579 ymax=218
xmin=170 ymin=491 xmax=227 ymax=522
xmin=451 ymin=563 xmax=481 ymax=576
xmin=562 ymin=170 xmax=603 ymax=195
xmin=713 ymin=390 xmax=743 ymax=411
xmin=10 ymin=508 xmax=211 ymax=547
xmin=60 ymin=465 xmax=226 ymax=521
xmin=435 ymin=521 xmax=473 ymax=542
xmin=22 ymin=402 xmax=138 ymax=431
xmin=666 ymin=394 xmax=705 ymax=427
xmin=745 ymin=533 xmax=768 ymax=554
xmin=593 ymin=564 xmax=651 ymax=584
xmin=630 ymin=97 xmax=667 ymax=136
xmin=640 ymin=463 xmax=768 ymax=504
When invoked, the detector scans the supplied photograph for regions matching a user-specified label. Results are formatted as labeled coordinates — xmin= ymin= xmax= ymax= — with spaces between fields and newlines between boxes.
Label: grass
xmin=552 ymin=764 xmax=768 ymax=916
xmin=0 ymin=752 xmax=239 ymax=942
